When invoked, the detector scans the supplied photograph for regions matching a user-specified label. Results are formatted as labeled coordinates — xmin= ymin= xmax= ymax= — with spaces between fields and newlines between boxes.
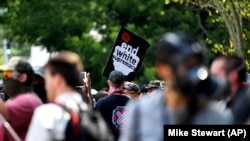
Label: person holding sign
xmin=96 ymin=70 xmax=130 ymax=141
xmin=119 ymin=31 xmax=233 ymax=141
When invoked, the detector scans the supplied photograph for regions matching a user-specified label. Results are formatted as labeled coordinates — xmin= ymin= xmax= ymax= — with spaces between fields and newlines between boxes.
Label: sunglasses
xmin=2 ymin=71 xmax=21 ymax=79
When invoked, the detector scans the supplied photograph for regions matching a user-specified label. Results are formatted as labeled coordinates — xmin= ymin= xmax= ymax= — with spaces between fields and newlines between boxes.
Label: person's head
xmin=95 ymin=90 xmax=109 ymax=102
xmin=44 ymin=51 xmax=83 ymax=102
xmin=140 ymin=84 xmax=148 ymax=95
xmin=123 ymin=82 xmax=140 ymax=99
xmin=101 ymin=87 xmax=109 ymax=92
xmin=211 ymin=55 xmax=246 ymax=89
xmin=224 ymin=55 xmax=246 ymax=86
xmin=155 ymin=31 xmax=207 ymax=96
xmin=107 ymin=70 xmax=125 ymax=89
xmin=145 ymin=80 xmax=163 ymax=93
xmin=0 ymin=57 xmax=34 ymax=97
xmin=210 ymin=55 xmax=227 ymax=78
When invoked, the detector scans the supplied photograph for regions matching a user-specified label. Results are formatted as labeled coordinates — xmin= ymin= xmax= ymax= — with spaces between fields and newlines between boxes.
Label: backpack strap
xmin=54 ymin=102 xmax=80 ymax=141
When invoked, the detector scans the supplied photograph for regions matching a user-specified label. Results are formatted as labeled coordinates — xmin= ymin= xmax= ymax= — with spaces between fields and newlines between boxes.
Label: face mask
xmin=175 ymin=66 xmax=206 ymax=96
xmin=218 ymin=76 xmax=231 ymax=100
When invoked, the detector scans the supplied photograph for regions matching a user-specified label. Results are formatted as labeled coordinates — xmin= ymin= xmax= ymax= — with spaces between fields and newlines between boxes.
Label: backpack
xmin=56 ymin=102 xmax=114 ymax=141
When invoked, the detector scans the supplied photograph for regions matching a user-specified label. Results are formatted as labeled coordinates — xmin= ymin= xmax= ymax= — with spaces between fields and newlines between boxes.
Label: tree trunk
xmin=230 ymin=1 xmax=245 ymax=59
xmin=213 ymin=0 xmax=245 ymax=59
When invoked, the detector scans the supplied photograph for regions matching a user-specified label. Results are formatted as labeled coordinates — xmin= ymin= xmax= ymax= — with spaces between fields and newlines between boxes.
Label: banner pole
xmin=0 ymin=114 xmax=22 ymax=141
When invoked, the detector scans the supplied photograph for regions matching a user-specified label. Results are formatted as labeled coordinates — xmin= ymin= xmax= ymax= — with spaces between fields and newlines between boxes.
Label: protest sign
xmin=103 ymin=27 xmax=150 ymax=81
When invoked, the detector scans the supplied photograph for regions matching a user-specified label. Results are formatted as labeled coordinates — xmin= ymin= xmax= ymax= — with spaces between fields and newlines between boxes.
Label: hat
xmin=140 ymin=84 xmax=148 ymax=93
xmin=146 ymin=80 xmax=163 ymax=89
xmin=0 ymin=57 xmax=34 ymax=85
xmin=108 ymin=70 xmax=125 ymax=85
xmin=0 ymin=57 xmax=33 ymax=73
xmin=124 ymin=82 xmax=140 ymax=94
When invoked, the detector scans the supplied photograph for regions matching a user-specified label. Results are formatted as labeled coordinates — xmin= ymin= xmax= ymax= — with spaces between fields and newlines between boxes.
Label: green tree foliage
xmin=2 ymin=0 xmax=212 ymax=89
xmin=165 ymin=0 xmax=250 ymax=66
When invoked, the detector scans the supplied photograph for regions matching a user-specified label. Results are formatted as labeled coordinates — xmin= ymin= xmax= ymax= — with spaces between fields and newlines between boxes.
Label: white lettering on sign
xmin=112 ymin=42 xmax=140 ymax=75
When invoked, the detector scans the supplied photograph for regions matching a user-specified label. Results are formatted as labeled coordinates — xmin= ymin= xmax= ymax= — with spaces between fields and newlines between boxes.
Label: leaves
xmin=2 ymin=0 xmax=250 ymax=89
xmin=166 ymin=0 xmax=250 ymax=67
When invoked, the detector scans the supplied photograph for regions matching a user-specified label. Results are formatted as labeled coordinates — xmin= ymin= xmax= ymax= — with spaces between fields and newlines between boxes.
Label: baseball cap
xmin=0 ymin=57 xmax=32 ymax=72
xmin=124 ymin=82 xmax=140 ymax=94
xmin=146 ymin=80 xmax=163 ymax=89
xmin=0 ymin=57 xmax=34 ymax=85
xmin=108 ymin=70 xmax=125 ymax=85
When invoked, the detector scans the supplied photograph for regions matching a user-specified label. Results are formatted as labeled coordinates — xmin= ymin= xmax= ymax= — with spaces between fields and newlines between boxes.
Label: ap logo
xmin=112 ymin=106 xmax=127 ymax=129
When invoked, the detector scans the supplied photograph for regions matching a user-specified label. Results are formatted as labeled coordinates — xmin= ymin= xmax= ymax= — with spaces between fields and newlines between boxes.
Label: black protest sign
xmin=102 ymin=27 xmax=150 ymax=81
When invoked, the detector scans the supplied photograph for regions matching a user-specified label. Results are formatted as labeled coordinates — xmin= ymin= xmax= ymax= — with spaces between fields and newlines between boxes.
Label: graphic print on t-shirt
xmin=112 ymin=106 xmax=126 ymax=129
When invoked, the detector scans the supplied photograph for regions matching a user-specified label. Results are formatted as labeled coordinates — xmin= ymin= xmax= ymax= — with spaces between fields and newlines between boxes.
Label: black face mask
xmin=175 ymin=64 xmax=231 ymax=101
xmin=219 ymin=77 xmax=231 ymax=100
xmin=3 ymin=78 xmax=32 ymax=97
xmin=33 ymin=83 xmax=47 ymax=103
xmin=174 ymin=65 xmax=207 ymax=96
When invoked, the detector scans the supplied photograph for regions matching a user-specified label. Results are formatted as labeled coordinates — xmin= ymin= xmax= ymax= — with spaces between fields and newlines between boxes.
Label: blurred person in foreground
xmin=0 ymin=57 xmax=42 ymax=141
xmin=95 ymin=70 xmax=130 ymax=141
xmin=119 ymin=31 xmax=233 ymax=141
xmin=210 ymin=55 xmax=250 ymax=124
xmin=210 ymin=55 xmax=248 ymax=103
xmin=26 ymin=51 xmax=89 ymax=141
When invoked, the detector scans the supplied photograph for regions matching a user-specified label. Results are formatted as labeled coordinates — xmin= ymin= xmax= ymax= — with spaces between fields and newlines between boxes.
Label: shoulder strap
xmin=54 ymin=102 xmax=80 ymax=140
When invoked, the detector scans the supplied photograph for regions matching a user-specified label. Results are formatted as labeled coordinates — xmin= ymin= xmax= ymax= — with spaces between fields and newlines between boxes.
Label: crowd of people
xmin=0 ymin=31 xmax=250 ymax=141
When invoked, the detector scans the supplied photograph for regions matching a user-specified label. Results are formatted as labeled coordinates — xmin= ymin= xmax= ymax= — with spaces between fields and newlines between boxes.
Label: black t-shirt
xmin=233 ymin=94 xmax=250 ymax=124
xmin=232 ymin=86 xmax=250 ymax=124
xmin=95 ymin=94 xmax=130 ymax=140
xmin=226 ymin=86 xmax=247 ymax=109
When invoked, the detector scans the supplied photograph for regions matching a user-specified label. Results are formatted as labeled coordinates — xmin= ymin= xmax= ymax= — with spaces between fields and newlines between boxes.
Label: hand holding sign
xmin=103 ymin=27 xmax=150 ymax=81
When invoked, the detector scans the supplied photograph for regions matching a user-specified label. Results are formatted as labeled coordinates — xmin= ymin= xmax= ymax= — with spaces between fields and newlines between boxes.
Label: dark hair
xmin=155 ymin=31 xmax=206 ymax=69
xmin=140 ymin=84 xmax=148 ymax=93
xmin=45 ymin=57 xmax=82 ymax=89
xmin=225 ymin=55 xmax=246 ymax=83
xmin=15 ymin=60 xmax=34 ymax=86
xmin=95 ymin=91 xmax=109 ymax=102
xmin=155 ymin=31 xmax=209 ymax=124
xmin=108 ymin=70 xmax=125 ymax=88
xmin=101 ymin=87 xmax=109 ymax=92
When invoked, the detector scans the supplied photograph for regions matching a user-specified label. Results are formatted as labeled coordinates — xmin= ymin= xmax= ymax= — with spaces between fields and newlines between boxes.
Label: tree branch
xmin=212 ymin=0 xmax=239 ymax=55
xmin=196 ymin=11 xmax=208 ymax=38
xmin=228 ymin=0 xmax=244 ymax=58
xmin=187 ymin=0 xmax=215 ymax=9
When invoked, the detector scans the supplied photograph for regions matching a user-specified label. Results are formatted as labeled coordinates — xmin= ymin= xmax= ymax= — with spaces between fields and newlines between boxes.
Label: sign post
xmin=102 ymin=27 xmax=150 ymax=81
